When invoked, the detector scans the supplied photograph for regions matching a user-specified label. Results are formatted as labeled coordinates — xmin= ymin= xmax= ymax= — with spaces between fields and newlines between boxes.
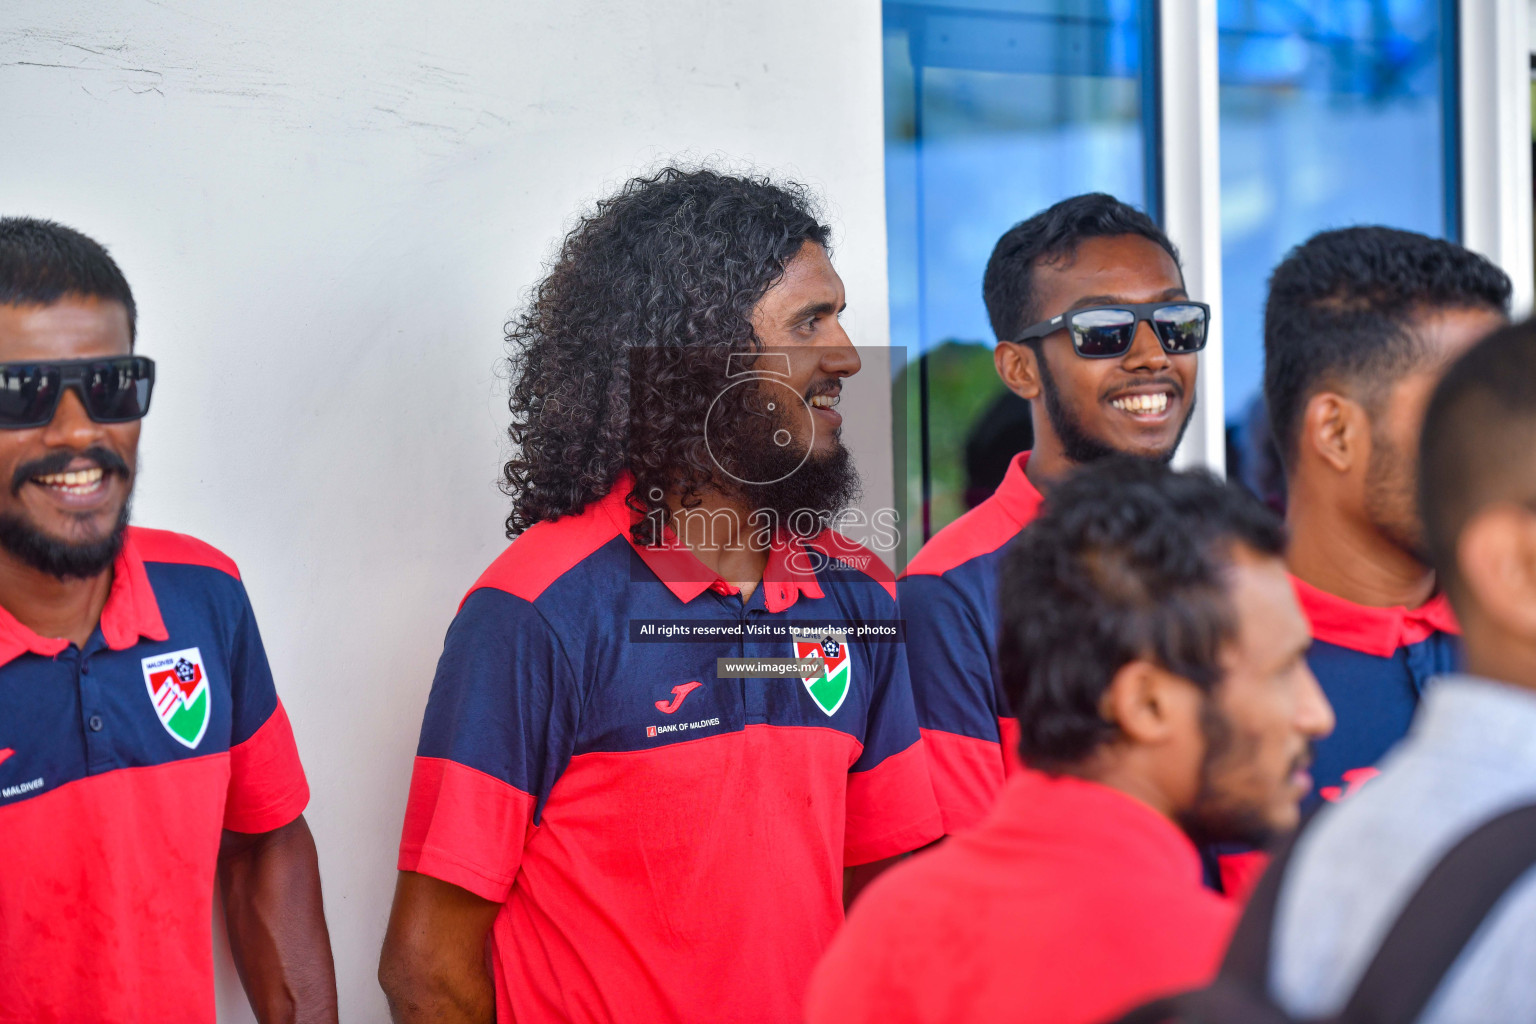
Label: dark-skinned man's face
xmin=0 ymin=297 xmax=138 ymax=578
xmin=701 ymin=241 xmax=862 ymax=531
xmin=1006 ymin=234 xmax=1199 ymax=464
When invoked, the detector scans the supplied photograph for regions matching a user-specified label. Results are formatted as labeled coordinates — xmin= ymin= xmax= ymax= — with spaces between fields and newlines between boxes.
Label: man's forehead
xmin=1228 ymin=551 xmax=1310 ymax=649
xmin=1031 ymin=235 xmax=1185 ymax=316
xmin=759 ymin=243 xmax=844 ymax=316
xmin=0 ymin=297 xmax=131 ymax=360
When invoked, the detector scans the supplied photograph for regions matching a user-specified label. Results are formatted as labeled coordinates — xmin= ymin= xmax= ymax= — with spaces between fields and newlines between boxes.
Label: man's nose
xmin=39 ymin=388 xmax=106 ymax=448
xmin=1121 ymin=320 xmax=1171 ymax=372
xmin=820 ymin=323 xmax=860 ymax=378
xmin=1296 ymin=665 xmax=1336 ymax=740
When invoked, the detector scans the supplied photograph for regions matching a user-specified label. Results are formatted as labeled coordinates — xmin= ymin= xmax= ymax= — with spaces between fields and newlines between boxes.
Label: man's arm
xmin=217 ymin=814 xmax=337 ymax=1024
xmin=379 ymin=871 xmax=502 ymax=1024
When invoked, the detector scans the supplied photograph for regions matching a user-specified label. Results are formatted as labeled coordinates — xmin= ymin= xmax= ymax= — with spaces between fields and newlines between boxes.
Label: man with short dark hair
xmin=377 ymin=169 xmax=942 ymax=1024
xmin=0 ymin=218 xmax=336 ymax=1022
xmin=807 ymin=459 xmax=1334 ymax=1024
xmin=1267 ymin=318 xmax=1536 ymax=1021
xmin=1259 ymin=227 xmax=1507 ymax=823
xmin=901 ymin=193 xmax=1209 ymax=833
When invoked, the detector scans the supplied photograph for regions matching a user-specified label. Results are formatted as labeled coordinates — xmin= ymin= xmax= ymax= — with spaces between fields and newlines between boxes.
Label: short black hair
xmin=982 ymin=192 xmax=1180 ymax=344
xmin=997 ymin=457 xmax=1286 ymax=771
xmin=1263 ymin=226 xmax=1509 ymax=469
xmin=1420 ymin=319 xmax=1536 ymax=605
xmin=0 ymin=218 xmax=137 ymax=343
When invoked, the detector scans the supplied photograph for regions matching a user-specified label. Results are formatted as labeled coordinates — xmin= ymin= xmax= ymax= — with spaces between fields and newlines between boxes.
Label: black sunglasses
xmin=1014 ymin=301 xmax=1210 ymax=359
xmin=0 ymin=356 xmax=156 ymax=429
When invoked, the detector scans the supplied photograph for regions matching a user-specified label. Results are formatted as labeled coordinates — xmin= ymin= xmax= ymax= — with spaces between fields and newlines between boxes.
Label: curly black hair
xmin=1263 ymin=225 xmax=1510 ymax=470
xmin=997 ymin=456 xmax=1285 ymax=771
xmin=501 ymin=167 xmax=832 ymax=542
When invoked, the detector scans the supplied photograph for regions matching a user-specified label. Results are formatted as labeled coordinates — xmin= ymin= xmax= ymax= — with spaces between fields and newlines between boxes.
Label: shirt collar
xmin=0 ymin=529 xmax=169 ymax=668
xmin=992 ymin=451 xmax=1046 ymax=526
xmin=601 ymin=474 xmax=826 ymax=614
xmin=1291 ymin=575 xmax=1459 ymax=658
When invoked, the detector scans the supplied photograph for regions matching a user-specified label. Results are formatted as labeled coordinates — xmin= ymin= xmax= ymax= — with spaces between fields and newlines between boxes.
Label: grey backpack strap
xmin=1339 ymin=802 xmax=1536 ymax=1023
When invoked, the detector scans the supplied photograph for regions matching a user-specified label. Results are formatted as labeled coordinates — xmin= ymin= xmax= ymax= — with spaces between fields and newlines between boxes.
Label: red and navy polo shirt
xmin=1212 ymin=577 xmax=1459 ymax=898
xmin=899 ymin=450 xmax=1042 ymax=833
xmin=398 ymin=476 xmax=942 ymax=1024
xmin=1293 ymin=577 xmax=1458 ymax=805
xmin=0 ymin=527 xmax=309 ymax=1023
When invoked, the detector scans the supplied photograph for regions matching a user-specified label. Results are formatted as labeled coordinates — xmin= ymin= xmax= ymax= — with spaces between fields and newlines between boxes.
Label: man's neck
xmin=1022 ymin=435 xmax=1073 ymax=497
xmin=0 ymin=553 xmax=112 ymax=649
xmin=1286 ymin=491 xmax=1436 ymax=609
xmin=666 ymin=487 xmax=769 ymax=602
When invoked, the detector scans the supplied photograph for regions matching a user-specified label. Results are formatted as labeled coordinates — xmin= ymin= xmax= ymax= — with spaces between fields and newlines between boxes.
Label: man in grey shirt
xmin=1270 ymin=318 xmax=1536 ymax=1022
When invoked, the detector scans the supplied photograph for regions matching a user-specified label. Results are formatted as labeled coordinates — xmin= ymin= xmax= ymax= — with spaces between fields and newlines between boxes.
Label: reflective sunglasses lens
xmin=1151 ymin=304 xmax=1208 ymax=353
xmin=84 ymin=358 xmax=153 ymax=421
xmin=1070 ymin=309 xmax=1136 ymax=357
xmin=0 ymin=365 xmax=60 ymax=427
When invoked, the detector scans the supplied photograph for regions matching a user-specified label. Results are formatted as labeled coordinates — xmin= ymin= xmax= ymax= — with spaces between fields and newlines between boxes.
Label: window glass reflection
xmin=883 ymin=0 xmax=1153 ymax=558
xmin=1219 ymin=0 xmax=1452 ymax=503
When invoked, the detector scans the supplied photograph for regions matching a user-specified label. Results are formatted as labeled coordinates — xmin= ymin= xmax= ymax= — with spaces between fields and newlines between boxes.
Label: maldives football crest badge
xmin=142 ymin=648 xmax=211 ymax=749
xmin=793 ymin=629 xmax=852 ymax=717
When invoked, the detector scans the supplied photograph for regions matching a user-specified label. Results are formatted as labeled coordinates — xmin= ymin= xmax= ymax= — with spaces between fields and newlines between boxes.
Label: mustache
xmin=13 ymin=447 xmax=131 ymax=495
xmin=1289 ymin=744 xmax=1316 ymax=778
xmin=1104 ymin=375 xmax=1185 ymax=401
xmin=804 ymin=378 xmax=840 ymax=402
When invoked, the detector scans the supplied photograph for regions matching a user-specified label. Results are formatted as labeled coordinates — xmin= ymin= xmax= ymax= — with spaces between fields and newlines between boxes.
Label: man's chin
xmin=0 ymin=506 xmax=130 ymax=580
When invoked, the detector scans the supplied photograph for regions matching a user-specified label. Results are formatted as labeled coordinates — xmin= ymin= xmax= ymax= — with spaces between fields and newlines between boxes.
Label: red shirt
xmin=0 ymin=528 xmax=308 ymax=1023
xmin=806 ymin=770 xmax=1236 ymax=1024
xmin=398 ymin=479 xmax=942 ymax=1023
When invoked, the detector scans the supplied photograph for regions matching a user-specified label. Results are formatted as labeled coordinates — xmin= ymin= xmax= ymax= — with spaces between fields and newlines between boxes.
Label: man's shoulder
xmin=902 ymin=498 xmax=1030 ymax=581
xmin=465 ymin=505 xmax=626 ymax=606
xmin=808 ymin=529 xmax=897 ymax=601
xmin=129 ymin=526 xmax=242 ymax=581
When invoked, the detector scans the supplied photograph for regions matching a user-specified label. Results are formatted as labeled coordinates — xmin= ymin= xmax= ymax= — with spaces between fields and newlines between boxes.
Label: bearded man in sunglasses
xmin=0 ymin=218 xmax=337 ymax=1023
xmin=902 ymin=193 xmax=1206 ymax=835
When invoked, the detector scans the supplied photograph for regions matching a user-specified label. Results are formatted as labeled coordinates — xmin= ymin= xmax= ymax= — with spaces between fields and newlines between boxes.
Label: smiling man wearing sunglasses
xmin=901 ymin=193 xmax=1205 ymax=835
xmin=0 ymin=218 xmax=337 ymax=1023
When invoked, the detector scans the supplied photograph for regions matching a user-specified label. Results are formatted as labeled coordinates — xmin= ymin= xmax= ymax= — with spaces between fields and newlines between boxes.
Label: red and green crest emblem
xmin=793 ymin=631 xmax=852 ymax=716
xmin=142 ymin=648 xmax=211 ymax=749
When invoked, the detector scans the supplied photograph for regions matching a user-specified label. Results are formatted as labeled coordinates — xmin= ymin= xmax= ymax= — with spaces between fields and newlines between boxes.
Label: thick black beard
xmin=1036 ymin=349 xmax=1194 ymax=466
xmin=1176 ymin=696 xmax=1284 ymax=849
xmin=723 ymin=399 xmax=862 ymax=538
xmin=0 ymin=500 xmax=131 ymax=580
xmin=735 ymin=443 xmax=861 ymax=538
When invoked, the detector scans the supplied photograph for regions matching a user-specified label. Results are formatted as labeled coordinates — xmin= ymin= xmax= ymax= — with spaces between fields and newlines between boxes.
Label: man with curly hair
xmin=379 ymin=168 xmax=943 ymax=1024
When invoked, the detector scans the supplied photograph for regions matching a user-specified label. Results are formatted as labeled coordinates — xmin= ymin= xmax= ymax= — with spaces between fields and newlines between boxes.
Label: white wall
xmin=0 ymin=1 xmax=892 ymax=1018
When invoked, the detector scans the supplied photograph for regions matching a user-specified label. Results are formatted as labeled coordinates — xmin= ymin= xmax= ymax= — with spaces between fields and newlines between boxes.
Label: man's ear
xmin=1459 ymin=505 xmax=1536 ymax=638
xmin=1099 ymin=659 xmax=1188 ymax=744
xmin=1300 ymin=390 xmax=1370 ymax=475
xmin=995 ymin=340 xmax=1043 ymax=401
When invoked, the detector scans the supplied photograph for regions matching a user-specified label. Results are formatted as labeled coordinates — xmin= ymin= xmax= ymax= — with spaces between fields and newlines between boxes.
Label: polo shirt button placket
xmin=742 ymin=605 xmax=772 ymax=725
xmin=75 ymin=651 xmax=112 ymax=774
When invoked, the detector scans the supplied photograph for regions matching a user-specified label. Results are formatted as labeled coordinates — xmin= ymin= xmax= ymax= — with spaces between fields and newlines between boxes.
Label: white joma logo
xmin=1 ymin=777 xmax=43 ymax=799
